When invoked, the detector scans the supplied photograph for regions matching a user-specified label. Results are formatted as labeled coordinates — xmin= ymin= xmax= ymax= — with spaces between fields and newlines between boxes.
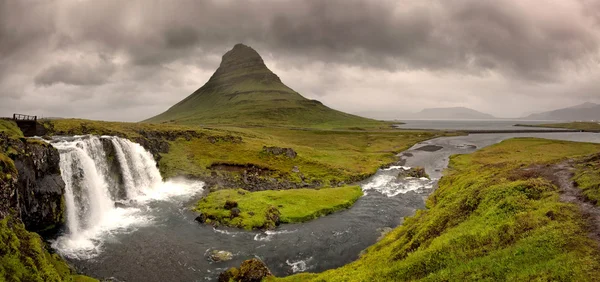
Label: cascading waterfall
xmin=50 ymin=135 xmax=202 ymax=259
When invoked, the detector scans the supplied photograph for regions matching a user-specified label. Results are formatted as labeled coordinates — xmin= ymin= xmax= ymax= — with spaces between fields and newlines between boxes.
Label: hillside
xmin=524 ymin=102 xmax=600 ymax=121
xmin=145 ymin=44 xmax=384 ymax=129
xmin=411 ymin=107 xmax=496 ymax=119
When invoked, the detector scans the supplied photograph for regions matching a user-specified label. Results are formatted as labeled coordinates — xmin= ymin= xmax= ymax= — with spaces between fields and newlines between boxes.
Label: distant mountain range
xmin=523 ymin=102 xmax=600 ymax=121
xmin=398 ymin=107 xmax=496 ymax=120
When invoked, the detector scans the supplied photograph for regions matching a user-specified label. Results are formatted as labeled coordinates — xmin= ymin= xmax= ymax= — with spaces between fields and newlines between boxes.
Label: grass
xmin=195 ymin=186 xmax=363 ymax=230
xmin=44 ymin=119 xmax=442 ymax=186
xmin=161 ymin=127 xmax=439 ymax=185
xmin=0 ymin=216 xmax=98 ymax=282
xmin=0 ymin=119 xmax=24 ymax=138
xmin=573 ymin=155 xmax=600 ymax=205
xmin=516 ymin=122 xmax=600 ymax=132
xmin=271 ymin=138 xmax=600 ymax=281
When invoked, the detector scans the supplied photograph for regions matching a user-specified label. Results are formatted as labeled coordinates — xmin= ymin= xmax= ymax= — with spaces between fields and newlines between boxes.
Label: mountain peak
xmin=209 ymin=43 xmax=280 ymax=84
xmin=220 ymin=44 xmax=263 ymax=67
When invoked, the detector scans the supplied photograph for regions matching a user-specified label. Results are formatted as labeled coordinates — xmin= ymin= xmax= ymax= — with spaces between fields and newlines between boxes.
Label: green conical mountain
xmin=145 ymin=44 xmax=383 ymax=128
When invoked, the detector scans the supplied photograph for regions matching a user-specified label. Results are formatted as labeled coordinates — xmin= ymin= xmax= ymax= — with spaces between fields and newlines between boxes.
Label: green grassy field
xmin=271 ymin=138 xmax=600 ymax=281
xmin=195 ymin=186 xmax=363 ymax=230
xmin=516 ymin=122 xmax=600 ymax=132
xmin=44 ymin=119 xmax=442 ymax=186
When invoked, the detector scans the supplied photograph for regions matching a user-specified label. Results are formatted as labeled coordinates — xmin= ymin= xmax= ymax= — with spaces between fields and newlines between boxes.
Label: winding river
xmin=50 ymin=132 xmax=600 ymax=281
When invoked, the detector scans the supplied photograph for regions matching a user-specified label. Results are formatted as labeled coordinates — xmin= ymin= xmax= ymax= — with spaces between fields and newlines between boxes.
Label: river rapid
xmin=49 ymin=132 xmax=600 ymax=281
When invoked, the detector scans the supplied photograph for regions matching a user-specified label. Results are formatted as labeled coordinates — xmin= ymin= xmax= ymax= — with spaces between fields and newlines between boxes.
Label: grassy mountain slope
xmin=273 ymin=138 xmax=600 ymax=281
xmin=144 ymin=44 xmax=386 ymax=129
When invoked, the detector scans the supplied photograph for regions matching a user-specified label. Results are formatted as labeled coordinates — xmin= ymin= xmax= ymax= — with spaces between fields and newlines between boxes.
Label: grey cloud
xmin=1 ymin=0 xmax=600 ymax=121
xmin=34 ymin=57 xmax=117 ymax=87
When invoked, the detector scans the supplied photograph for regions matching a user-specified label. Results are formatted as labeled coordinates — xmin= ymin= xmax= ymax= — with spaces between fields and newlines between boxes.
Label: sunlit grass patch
xmin=195 ymin=186 xmax=363 ymax=230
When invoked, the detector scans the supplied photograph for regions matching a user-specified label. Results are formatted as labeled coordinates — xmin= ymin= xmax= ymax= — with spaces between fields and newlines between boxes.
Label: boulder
xmin=398 ymin=167 xmax=429 ymax=179
xmin=218 ymin=267 xmax=240 ymax=282
xmin=262 ymin=146 xmax=297 ymax=159
xmin=238 ymin=258 xmax=273 ymax=282
xmin=209 ymin=250 xmax=234 ymax=262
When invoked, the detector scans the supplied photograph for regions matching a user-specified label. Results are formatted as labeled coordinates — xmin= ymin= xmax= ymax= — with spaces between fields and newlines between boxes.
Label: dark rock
xmin=248 ymin=211 xmax=255 ymax=216
xmin=195 ymin=213 xmax=207 ymax=223
xmin=114 ymin=202 xmax=127 ymax=209
xmin=230 ymin=207 xmax=241 ymax=218
xmin=209 ymin=250 xmax=234 ymax=262
xmin=12 ymin=141 xmax=66 ymax=232
xmin=224 ymin=200 xmax=238 ymax=210
xmin=218 ymin=268 xmax=239 ymax=282
xmin=262 ymin=146 xmax=297 ymax=159
xmin=398 ymin=167 xmax=429 ymax=179
xmin=238 ymin=258 xmax=273 ymax=282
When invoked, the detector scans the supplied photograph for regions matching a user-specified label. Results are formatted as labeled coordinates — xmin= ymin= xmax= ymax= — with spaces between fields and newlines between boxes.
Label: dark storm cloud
xmin=0 ymin=0 xmax=599 ymax=120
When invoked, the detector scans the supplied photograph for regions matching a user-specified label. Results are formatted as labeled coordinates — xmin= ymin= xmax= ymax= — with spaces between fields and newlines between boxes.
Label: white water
xmin=362 ymin=166 xmax=435 ymax=197
xmin=51 ymin=135 xmax=203 ymax=259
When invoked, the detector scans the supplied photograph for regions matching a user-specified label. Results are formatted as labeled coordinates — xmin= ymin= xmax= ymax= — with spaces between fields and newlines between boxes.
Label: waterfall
xmin=50 ymin=135 xmax=202 ymax=259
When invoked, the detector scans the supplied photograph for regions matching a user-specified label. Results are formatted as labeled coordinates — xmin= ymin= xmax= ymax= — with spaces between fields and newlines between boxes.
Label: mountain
xmin=524 ymin=102 xmax=600 ymax=121
xmin=145 ymin=44 xmax=383 ymax=128
xmin=410 ymin=107 xmax=496 ymax=120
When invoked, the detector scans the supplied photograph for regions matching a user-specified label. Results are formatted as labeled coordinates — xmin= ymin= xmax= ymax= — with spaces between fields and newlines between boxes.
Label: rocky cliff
xmin=0 ymin=132 xmax=65 ymax=232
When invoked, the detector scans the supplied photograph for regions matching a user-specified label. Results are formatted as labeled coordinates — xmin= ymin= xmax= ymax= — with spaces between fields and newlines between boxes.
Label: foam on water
xmin=362 ymin=166 xmax=435 ymax=197
xmin=286 ymin=257 xmax=314 ymax=273
xmin=50 ymin=135 xmax=203 ymax=259
xmin=253 ymin=229 xmax=297 ymax=242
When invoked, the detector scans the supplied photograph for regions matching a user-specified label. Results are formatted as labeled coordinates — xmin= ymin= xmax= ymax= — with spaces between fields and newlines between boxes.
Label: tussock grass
xmin=272 ymin=138 xmax=600 ymax=281
xmin=195 ymin=186 xmax=363 ymax=230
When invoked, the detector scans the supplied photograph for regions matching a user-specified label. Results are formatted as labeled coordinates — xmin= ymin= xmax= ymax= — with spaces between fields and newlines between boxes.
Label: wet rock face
xmin=12 ymin=141 xmax=65 ymax=232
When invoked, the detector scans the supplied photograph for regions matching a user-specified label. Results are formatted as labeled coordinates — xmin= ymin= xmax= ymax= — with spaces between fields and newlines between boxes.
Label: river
xmin=49 ymin=132 xmax=600 ymax=281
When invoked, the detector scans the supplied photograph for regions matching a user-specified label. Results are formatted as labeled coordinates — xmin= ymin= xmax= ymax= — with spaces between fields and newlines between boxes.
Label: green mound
xmin=195 ymin=186 xmax=363 ymax=230
xmin=144 ymin=44 xmax=386 ymax=129
xmin=272 ymin=138 xmax=600 ymax=281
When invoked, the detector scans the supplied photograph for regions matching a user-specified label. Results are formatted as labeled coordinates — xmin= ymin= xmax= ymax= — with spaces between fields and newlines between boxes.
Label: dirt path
xmin=551 ymin=162 xmax=600 ymax=243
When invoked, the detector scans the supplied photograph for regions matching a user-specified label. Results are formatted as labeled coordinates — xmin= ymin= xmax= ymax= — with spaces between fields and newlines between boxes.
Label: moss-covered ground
xmin=43 ymin=119 xmax=443 ymax=186
xmin=0 ymin=119 xmax=24 ymax=139
xmin=0 ymin=216 xmax=99 ymax=282
xmin=574 ymin=155 xmax=600 ymax=205
xmin=195 ymin=186 xmax=363 ymax=230
xmin=271 ymin=138 xmax=600 ymax=281
xmin=516 ymin=122 xmax=600 ymax=132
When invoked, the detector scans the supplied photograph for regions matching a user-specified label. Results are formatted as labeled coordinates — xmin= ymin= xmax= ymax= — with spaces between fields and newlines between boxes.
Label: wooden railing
xmin=13 ymin=113 xmax=37 ymax=121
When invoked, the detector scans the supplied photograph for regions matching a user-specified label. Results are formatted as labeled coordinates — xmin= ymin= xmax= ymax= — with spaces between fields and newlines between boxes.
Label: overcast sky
xmin=1 ymin=0 xmax=599 ymax=121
